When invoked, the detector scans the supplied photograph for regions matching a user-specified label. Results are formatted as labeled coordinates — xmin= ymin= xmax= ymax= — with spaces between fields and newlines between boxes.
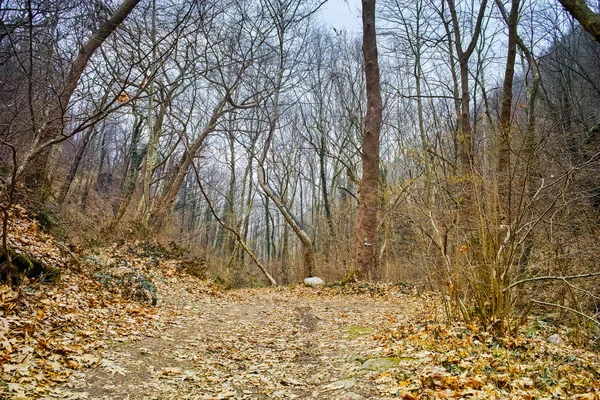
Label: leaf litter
xmin=1 ymin=209 xmax=599 ymax=399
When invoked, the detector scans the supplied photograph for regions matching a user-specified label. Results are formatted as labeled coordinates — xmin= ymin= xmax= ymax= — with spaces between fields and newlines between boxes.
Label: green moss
xmin=35 ymin=210 xmax=59 ymax=231
xmin=0 ymin=245 xmax=60 ymax=284
xmin=345 ymin=325 xmax=373 ymax=338
xmin=1 ymin=246 xmax=33 ymax=273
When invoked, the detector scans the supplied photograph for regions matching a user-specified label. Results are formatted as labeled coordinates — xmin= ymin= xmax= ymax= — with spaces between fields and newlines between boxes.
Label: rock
xmin=304 ymin=277 xmax=324 ymax=287
xmin=324 ymin=378 xmax=356 ymax=390
xmin=0 ymin=245 xmax=60 ymax=284
xmin=362 ymin=357 xmax=399 ymax=371
xmin=94 ymin=266 xmax=157 ymax=305
xmin=547 ymin=334 xmax=561 ymax=345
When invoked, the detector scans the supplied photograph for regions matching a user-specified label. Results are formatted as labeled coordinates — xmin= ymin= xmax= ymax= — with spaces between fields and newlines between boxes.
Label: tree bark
xmin=497 ymin=0 xmax=520 ymax=221
xmin=558 ymin=0 xmax=600 ymax=41
xmin=110 ymin=118 xmax=145 ymax=230
xmin=137 ymin=88 xmax=170 ymax=225
xmin=447 ymin=0 xmax=488 ymax=172
xmin=354 ymin=0 xmax=383 ymax=281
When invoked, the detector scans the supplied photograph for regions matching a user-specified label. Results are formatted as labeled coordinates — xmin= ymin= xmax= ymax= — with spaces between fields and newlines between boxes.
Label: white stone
xmin=547 ymin=334 xmax=561 ymax=345
xmin=303 ymin=277 xmax=325 ymax=287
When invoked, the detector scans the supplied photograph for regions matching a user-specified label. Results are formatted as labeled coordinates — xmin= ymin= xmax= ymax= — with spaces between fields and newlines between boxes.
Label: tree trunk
xmin=138 ymin=0 xmax=158 ymax=227
xmin=558 ymin=0 xmax=600 ymax=41
xmin=58 ymin=128 xmax=95 ymax=206
xmin=110 ymin=119 xmax=145 ymax=230
xmin=354 ymin=0 xmax=383 ymax=281
xmin=447 ymin=0 xmax=488 ymax=172
xmin=497 ymin=0 xmax=520 ymax=214
xmin=256 ymin=7 xmax=316 ymax=278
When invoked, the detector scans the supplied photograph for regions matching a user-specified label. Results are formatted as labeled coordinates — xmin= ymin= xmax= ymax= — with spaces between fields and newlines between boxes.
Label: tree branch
xmin=505 ymin=272 xmax=600 ymax=292
xmin=531 ymin=299 xmax=600 ymax=326
xmin=558 ymin=0 xmax=600 ymax=42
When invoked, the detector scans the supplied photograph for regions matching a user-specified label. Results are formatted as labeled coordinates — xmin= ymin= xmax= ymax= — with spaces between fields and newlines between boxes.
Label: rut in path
xmin=55 ymin=287 xmax=413 ymax=400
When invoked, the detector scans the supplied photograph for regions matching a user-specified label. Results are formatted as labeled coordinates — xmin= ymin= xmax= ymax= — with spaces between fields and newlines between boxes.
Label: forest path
xmin=58 ymin=284 xmax=417 ymax=400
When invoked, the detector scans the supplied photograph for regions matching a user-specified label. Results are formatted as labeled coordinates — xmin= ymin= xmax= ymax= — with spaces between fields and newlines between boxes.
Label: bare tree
xmin=16 ymin=0 xmax=142 ymax=192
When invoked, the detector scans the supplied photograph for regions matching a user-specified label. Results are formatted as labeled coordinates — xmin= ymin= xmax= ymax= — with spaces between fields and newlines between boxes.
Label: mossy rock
xmin=0 ymin=246 xmax=60 ymax=284
xmin=94 ymin=267 xmax=157 ymax=305
xmin=35 ymin=209 xmax=60 ymax=231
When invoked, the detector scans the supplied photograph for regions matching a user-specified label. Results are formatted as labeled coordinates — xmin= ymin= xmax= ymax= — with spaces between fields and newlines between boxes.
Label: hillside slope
xmin=1 ymin=211 xmax=599 ymax=399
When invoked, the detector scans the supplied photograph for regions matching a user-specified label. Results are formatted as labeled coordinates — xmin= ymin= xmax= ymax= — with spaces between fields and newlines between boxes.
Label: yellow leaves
xmin=100 ymin=359 xmax=128 ymax=376
xmin=401 ymin=392 xmax=418 ymax=399
xmin=71 ymin=354 xmax=99 ymax=368
xmin=3 ymin=210 xmax=600 ymax=399
xmin=117 ymin=91 xmax=129 ymax=103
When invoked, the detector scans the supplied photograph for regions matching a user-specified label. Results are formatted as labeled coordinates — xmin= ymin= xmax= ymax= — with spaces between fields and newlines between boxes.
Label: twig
xmin=55 ymin=242 xmax=82 ymax=268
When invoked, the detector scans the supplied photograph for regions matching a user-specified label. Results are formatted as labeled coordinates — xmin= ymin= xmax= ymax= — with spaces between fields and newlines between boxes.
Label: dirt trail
xmin=57 ymin=286 xmax=413 ymax=400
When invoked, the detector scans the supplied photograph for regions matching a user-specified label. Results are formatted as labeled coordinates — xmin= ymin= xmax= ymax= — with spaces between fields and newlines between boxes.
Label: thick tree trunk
xmin=497 ymin=0 xmax=520 ymax=173
xmin=497 ymin=0 xmax=520 ymax=222
xmin=110 ymin=119 xmax=145 ymax=230
xmin=138 ymin=0 xmax=158 ymax=227
xmin=447 ymin=0 xmax=488 ymax=172
xmin=559 ymin=0 xmax=600 ymax=41
xmin=446 ymin=0 xmax=488 ymax=231
xmin=137 ymin=91 xmax=169 ymax=225
xmin=354 ymin=0 xmax=383 ymax=281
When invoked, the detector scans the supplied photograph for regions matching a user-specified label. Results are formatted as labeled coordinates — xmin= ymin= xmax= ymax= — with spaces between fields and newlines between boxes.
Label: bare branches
xmin=531 ymin=299 xmax=600 ymax=327
xmin=506 ymin=272 xmax=600 ymax=292
xmin=182 ymin=135 xmax=277 ymax=286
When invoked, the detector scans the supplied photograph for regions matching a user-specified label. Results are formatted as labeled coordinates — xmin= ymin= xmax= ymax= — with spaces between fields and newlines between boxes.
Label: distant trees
xmin=1 ymin=0 xmax=142 ymax=281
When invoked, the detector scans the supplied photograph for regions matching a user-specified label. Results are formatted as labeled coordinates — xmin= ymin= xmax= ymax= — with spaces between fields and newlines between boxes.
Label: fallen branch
xmin=505 ymin=272 xmax=600 ymax=292
xmin=531 ymin=299 xmax=600 ymax=327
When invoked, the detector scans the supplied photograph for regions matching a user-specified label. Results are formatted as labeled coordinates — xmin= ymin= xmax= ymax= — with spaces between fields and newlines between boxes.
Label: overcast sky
xmin=318 ymin=0 xmax=362 ymax=34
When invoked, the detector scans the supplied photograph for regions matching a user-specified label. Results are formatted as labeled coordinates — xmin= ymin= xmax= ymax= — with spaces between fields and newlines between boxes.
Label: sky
xmin=317 ymin=0 xmax=362 ymax=34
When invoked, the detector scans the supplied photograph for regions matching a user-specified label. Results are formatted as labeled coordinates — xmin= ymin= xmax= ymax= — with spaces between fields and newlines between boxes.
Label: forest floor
xmin=1 ymin=207 xmax=600 ymax=399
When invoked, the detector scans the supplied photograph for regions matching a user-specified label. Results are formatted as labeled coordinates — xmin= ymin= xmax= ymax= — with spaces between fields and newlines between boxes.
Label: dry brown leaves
xmin=1 ymin=209 xmax=600 ymax=399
